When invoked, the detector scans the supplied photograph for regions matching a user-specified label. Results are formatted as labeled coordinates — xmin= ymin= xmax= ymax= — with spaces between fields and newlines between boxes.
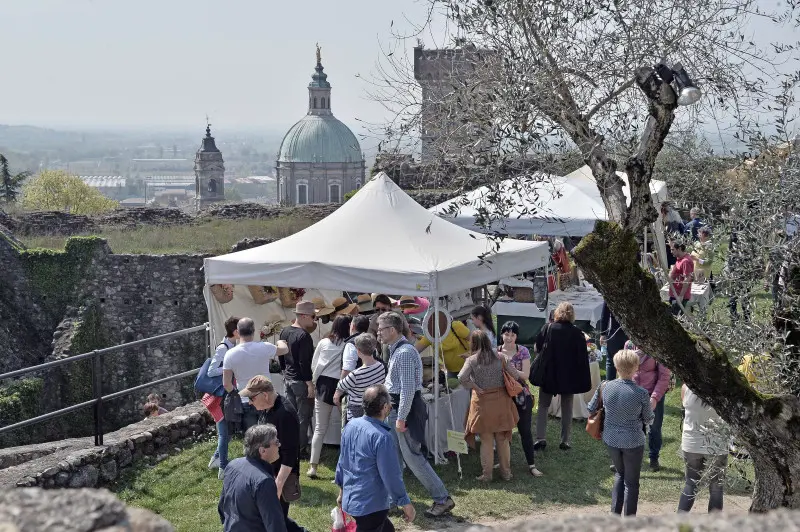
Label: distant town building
xmin=194 ymin=125 xmax=225 ymax=210
xmin=276 ymin=44 xmax=365 ymax=205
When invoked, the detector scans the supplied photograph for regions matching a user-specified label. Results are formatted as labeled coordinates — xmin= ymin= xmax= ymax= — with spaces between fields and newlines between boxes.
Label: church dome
xmin=278 ymin=114 xmax=362 ymax=163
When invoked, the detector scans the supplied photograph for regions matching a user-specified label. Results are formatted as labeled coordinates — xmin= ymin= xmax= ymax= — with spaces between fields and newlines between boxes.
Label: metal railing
xmin=0 ymin=323 xmax=210 ymax=446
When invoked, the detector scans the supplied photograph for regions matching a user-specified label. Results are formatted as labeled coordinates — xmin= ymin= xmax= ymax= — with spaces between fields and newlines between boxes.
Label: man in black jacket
xmin=218 ymin=424 xmax=286 ymax=532
xmin=241 ymin=376 xmax=306 ymax=532
xmin=599 ymin=303 xmax=628 ymax=381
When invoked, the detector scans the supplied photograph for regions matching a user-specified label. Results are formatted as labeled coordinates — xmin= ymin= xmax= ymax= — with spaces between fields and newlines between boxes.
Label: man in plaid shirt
xmin=378 ymin=312 xmax=455 ymax=518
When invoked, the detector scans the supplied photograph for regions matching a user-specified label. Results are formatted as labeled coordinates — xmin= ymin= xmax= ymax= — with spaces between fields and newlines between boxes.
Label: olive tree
xmin=373 ymin=0 xmax=800 ymax=510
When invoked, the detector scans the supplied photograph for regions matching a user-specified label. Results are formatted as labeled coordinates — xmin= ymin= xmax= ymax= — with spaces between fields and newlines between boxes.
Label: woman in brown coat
xmin=459 ymin=330 xmax=521 ymax=482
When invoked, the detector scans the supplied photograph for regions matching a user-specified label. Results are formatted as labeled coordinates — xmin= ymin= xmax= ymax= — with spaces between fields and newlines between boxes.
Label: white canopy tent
xmin=431 ymin=165 xmax=671 ymax=272
xmin=204 ymin=172 xmax=550 ymax=461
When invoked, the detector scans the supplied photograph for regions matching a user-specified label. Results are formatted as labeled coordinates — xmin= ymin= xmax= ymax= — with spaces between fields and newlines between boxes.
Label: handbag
xmin=501 ymin=357 xmax=524 ymax=398
xmin=195 ymin=358 xmax=225 ymax=396
xmin=586 ymin=382 xmax=606 ymax=441
xmin=282 ymin=472 xmax=302 ymax=502
xmin=529 ymin=324 xmax=551 ymax=386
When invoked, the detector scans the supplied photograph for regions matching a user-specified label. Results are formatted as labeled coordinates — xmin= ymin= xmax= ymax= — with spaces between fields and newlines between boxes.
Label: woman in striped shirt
xmin=334 ymin=333 xmax=386 ymax=421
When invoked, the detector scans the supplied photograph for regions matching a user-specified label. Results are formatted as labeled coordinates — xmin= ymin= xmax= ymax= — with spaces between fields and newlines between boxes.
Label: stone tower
xmin=194 ymin=124 xmax=225 ymax=210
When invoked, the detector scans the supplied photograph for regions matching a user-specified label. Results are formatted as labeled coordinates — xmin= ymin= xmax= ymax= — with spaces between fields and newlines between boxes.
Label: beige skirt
xmin=464 ymin=387 xmax=520 ymax=447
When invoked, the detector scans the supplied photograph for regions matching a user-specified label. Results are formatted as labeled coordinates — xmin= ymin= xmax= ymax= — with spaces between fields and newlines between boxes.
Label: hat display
xmin=240 ymin=375 xmax=274 ymax=398
xmin=330 ymin=296 xmax=358 ymax=317
xmin=398 ymin=295 xmax=419 ymax=309
xmin=293 ymin=300 xmax=316 ymax=316
xmin=356 ymin=293 xmax=375 ymax=313
xmin=312 ymin=297 xmax=335 ymax=317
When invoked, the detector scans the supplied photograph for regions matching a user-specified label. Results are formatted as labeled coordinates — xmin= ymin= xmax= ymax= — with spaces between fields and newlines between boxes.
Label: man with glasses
xmin=378 ymin=312 xmax=455 ymax=518
xmin=241 ymin=376 xmax=307 ymax=532
xmin=218 ymin=424 xmax=287 ymax=532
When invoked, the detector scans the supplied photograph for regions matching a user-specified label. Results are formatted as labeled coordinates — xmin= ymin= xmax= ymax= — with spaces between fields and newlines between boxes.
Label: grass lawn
xmin=114 ymin=386 xmax=753 ymax=532
xmin=19 ymin=216 xmax=313 ymax=255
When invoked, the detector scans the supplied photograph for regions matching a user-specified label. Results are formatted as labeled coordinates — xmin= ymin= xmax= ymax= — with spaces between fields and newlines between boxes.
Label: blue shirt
xmin=588 ymin=379 xmax=654 ymax=449
xmin=335 ymin=415 xmax=411 ymax=516
xmin=218 ymin=457 xmax=287 ymax=532
xmin=686 ymin=218 xmax=705 ymax=241
xmin=383 ymin=337 xmax=422 ymax=421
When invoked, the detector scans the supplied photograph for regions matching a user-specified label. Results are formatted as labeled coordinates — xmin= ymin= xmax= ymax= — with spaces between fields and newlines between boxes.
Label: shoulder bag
xmin=529 ymin=324 xmax=551 ymax=386
xmin=586 ymin=382 xmax=606 ymax=441
xmin=194 ymin=342 xmax=227 ymax=396
xmin=501 ymin=356 xmax=524 ymax=398
xmin=282 ymin=471 xmax=302 ymax=502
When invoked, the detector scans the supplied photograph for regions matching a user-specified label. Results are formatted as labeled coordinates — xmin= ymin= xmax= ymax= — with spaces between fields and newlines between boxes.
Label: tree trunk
xmin=573 ymin=221 xmax=800 ymax=511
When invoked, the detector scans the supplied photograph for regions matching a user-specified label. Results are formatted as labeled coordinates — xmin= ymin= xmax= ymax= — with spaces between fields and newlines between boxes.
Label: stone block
xmin=117 ymin=448 xmax=132 ymax=468
xmin=54 ymin=471 xmax=70 ymax=487
xmin=68 ymin=464 xmax=99 ymax=488
xmin=99 ymin=461 xmax=117 ymax=482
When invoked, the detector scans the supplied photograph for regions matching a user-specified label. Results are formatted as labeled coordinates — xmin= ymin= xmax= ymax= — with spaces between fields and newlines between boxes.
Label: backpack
xmin=194 ymin=342 xmax=228 ymax=396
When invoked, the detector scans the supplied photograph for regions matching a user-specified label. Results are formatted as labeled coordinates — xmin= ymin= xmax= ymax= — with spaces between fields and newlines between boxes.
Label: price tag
xmin=447 ymin=430 xmax=468 ymax=454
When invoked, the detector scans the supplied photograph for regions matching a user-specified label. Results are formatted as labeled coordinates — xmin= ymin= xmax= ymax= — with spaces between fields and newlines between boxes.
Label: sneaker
xmin=217 ymin=467 xmax=225 ymax=480
xmin=425 ymin=497 xmax=455 ymax=518
xmin=208 ymin=454 xmax=220 ymax=470
xmin=559 ymin=442 xmax=571 ymax=451
xmin=650 ymin=459 xmax=661 ymax=472
xmin=532 ymin=440 xmax=547 ymax=451
xmin=609 ymin=464 xmax=617 ymax=473
xmin=306 ymin=466 xmax=318 ymax=479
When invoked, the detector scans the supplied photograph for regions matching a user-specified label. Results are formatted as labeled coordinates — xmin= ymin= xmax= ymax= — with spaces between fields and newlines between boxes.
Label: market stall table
xmin=547 ymin=288 xmax=605 ymax=329
xmin=659 ymin=282 xmax=712 ymax=311
xmin=424 ymin=387 xmax=470 ymax=463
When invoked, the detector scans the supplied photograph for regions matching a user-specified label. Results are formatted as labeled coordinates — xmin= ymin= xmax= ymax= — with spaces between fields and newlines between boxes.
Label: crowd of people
xmin=197 ymin=290 xmax=730 ymax=531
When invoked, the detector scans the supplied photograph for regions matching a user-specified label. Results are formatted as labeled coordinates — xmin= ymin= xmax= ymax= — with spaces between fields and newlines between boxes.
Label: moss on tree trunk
xmin=573 ymin=221 xmax=800 ymax=511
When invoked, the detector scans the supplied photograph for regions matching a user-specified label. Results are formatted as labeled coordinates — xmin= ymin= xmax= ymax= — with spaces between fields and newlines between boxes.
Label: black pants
xmin=354 ymin=509 xmax=394 ymax=532
xmin=607 ymin=445 xmax=644 ymax=516
xmin=516 ymin=394 xmax=535 ymax=466
xmin=280 ymin=499 xmax=308 ymax=532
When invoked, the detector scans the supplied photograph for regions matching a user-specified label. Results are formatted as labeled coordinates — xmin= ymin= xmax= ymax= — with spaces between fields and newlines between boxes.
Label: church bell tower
xmin=194 ymin=123 xmax=225 ymax=210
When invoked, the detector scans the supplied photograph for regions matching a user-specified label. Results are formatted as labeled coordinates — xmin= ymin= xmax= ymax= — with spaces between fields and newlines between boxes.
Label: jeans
xmin=387 ymin=408 xmax=449 ymax=504
xmin=605 ymin=356 xmax=617 ymax=381
xmin=354 ymin=509 xmax=394 ymax=532
xmin=648 ymin=395 xmax=665 ymax=461
xmin=213 ymin=419 xmax=230 ymax=469
xmin=285 ymin=380 xmax=313 ymax=450
xmin=242 ymin=403 xmax=260 ymax=432
xmin=516 ymin=394 xmax=535 ymax=466
xmin=310 ymin=398 xmax=335 ymax=465
xmin=607 ymin=444 xmax=644 ymax=516
xmin=678 ymin=452 xmax=727 ymax=512
xmin=536 ymin=392 xmax=573 ymax=444
xmin=729 ymin=296 xmax=752 ymax=323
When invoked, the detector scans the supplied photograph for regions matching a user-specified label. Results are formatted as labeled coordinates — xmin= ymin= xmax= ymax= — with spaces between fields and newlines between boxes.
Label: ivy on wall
xmin=0 ymin=378 xmax=43 ymax=448
xmin=19 ymin=236 xmax=107 ymax=323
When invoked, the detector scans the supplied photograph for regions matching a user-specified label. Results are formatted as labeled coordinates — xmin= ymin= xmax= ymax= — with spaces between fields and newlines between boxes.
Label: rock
xmin=14 ymin=477 xmax=35 ymax=488
xmin=168 ymin=430 xmax=180 ymax=443
xmin=40 ymin=467 xmax=60 ymax=478
xmin=54 ymin=472 xmax=70 ymax=487
xmin=117 ymin=448 xmax=132 ymax=468
xmin=99 ymin=461 xmax=117 ymax=482
xmin=132 ymin=432 xmax=152 ymax=445
xmin=68 ymin=464 xmax=99 ymax=488
xmin=0 ymin=487 xmax=174 ymax=531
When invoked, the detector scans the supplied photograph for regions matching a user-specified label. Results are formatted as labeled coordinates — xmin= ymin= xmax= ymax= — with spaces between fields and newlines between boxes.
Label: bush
xmin=22 ymin=170 xmax=118 ymax=214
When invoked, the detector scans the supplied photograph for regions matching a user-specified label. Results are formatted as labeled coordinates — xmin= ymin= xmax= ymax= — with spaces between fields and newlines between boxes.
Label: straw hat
xmin=330 ymin=296 xmax=358 ymax=317
xmin=312 ymin=297 xmax=335 ymax=318
xmin=356 ymin=294 xmax=375 ymax=313
xmin=397 ymin=295 xmax=419 ymax=309
xmin=293 ymin=300 xmax=316 ymax=315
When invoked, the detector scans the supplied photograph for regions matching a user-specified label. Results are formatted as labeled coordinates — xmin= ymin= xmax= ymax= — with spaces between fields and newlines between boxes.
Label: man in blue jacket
xmin=336 ymin=385 xmax=416 ymax=531
xmin=218 ymin=424 xmax=286 ymax=532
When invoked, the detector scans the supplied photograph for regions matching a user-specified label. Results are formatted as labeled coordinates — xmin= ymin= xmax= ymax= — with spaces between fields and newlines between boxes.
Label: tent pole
xmin=432 ymin=289 xmax=441 ymax=464
xmin=642 ymin=227 xmax=648 ymax=269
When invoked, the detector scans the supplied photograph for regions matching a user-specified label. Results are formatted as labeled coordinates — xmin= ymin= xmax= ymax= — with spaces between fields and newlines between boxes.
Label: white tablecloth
xmin=659 ymin=282 xmax=712 ymax=310
xmin=547 ymin=289 xmax=605 ymax=327
xmin=546 ymin=361 xmax=601 ymax=420
xmin=424 ymin=388 xmax=470 ymax=462
xmin=492 ymin=300 xmax=548 ymax=318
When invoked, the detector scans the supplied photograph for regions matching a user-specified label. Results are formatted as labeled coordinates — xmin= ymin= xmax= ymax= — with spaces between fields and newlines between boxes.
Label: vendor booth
xmin=203 ymin=172 xmax=550 ymax=461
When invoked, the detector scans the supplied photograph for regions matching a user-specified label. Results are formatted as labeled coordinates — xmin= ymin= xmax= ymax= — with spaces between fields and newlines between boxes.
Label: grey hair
xmin=363 ymin=384 xmax=391 ymax=418
xmin=354 ymin=333 xmax=378 ymax=356
xmin=690 ymin=207 xmax=701 ymax=216
xmin=237 ymin=317 xmax=255 ymax=337
xmin=377 ymin=311 xmax=404 ymax=334
xmin=243 ymin=424 xmax=277 ymax=459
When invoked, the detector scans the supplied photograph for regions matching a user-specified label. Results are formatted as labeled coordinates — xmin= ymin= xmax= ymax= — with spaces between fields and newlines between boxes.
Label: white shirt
xmin=312 ymin=338 xmax=345 ymax=382
xmin=342 ymin=342 xmax=359 ymax=372
xmin=682 ymin=387 xmax=726 ymax=455
xmin=208 ymin=337 xmax=235 ymax=378
xmin=222 ymin=341 xmax=278 ymax=404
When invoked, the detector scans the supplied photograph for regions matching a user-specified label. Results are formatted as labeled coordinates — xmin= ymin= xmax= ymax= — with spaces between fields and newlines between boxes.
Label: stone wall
xmin=0 ymin=403 xmax=213 ymax=490
xmin=0 ymin=488 xmax=174 ymax=531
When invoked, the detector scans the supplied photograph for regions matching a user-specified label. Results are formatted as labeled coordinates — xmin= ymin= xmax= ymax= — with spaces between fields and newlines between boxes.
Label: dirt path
xmin=413 ymin=495 xmax=752 ymax=531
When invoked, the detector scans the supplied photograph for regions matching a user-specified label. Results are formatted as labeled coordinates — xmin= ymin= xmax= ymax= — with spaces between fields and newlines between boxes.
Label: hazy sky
xmin=2 ymin=0 xmax=796 ymax=144
xmin=1 ymin=0 xmax=440 ymax=133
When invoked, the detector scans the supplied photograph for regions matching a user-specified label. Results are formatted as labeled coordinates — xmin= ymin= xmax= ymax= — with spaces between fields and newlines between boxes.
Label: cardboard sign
xmin=447 ymin=430 xmax=468 ymax=454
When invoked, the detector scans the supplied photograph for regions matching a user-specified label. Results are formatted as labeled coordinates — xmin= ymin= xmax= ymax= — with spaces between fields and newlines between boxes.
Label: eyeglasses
xmin=249 ymin=392 xmax=263 ymax=400
xmin=263 ymin=439 xmax=281 ymax=449
xmin=377 ymin=327 xmax=394 ymax=333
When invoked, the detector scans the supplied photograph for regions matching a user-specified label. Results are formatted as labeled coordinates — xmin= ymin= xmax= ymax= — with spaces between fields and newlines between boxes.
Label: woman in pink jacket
xmin=629 ymin=341 xmax=671 ymax=472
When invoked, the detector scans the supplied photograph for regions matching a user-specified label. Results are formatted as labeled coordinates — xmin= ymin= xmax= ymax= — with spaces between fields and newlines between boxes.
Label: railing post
xmin=92 ymin=351 xmax=103 ymax=446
